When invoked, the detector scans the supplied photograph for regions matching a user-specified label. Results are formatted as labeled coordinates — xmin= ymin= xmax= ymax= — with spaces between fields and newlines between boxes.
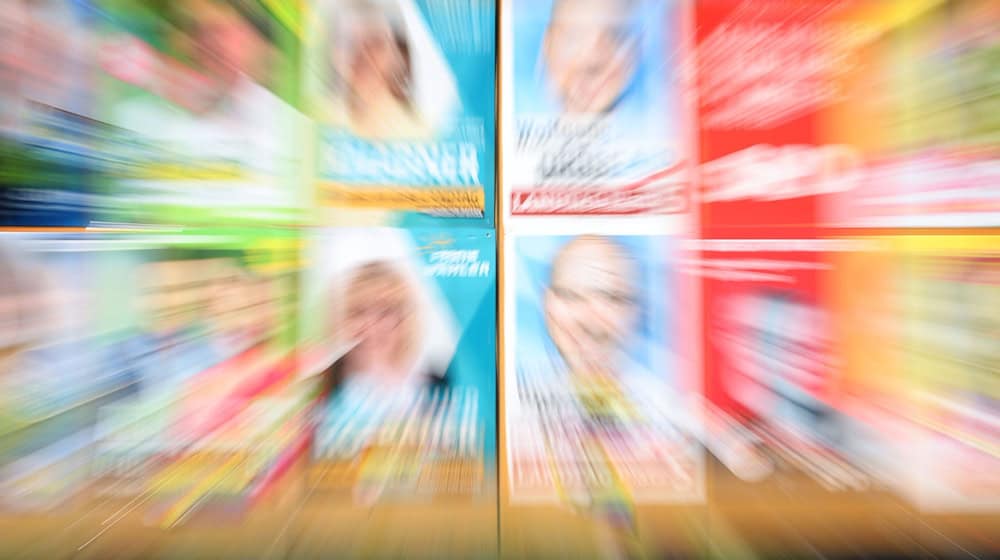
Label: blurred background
xmin=0 ymin=0 xmax=997 ymax=558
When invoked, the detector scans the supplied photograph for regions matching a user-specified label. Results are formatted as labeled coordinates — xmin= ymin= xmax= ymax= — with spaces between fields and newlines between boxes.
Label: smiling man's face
xmin=544 ymin=236 xmax=639 ymax=375
xmin=542 ymin=0 xmax=640 ymax=114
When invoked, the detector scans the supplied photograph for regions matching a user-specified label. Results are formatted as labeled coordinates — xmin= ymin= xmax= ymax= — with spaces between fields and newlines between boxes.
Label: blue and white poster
xmin=504 ymin=232 xmax=702 ymax=505
xmin=309 ymin=0 xmax=496 ymax=225
xmin=504 ymin=0 xmax=687 ymax=216
xmin=303 ymin=226 xmax=497 ymax=503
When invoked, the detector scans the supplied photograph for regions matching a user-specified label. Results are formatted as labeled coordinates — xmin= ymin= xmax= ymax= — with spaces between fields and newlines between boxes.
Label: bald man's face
xmin=542 ymin=0 xmax=639 ymax=114
xmin=543 ymin=237 xmax=638 ymax=374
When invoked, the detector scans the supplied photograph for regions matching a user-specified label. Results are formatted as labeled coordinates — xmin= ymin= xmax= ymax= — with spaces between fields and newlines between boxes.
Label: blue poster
xmin=505 ymin=233 xmax=703 ymax=505
xmin=506 ymin=0 xmax=686 ymax=215
xmin=303 ymin=226 xmax=497 ymax=502
xmin=309 ymin=0 xmax=497 ymax=226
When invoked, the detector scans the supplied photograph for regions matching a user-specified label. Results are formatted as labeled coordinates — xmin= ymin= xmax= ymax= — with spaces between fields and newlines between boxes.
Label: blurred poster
xmin=696 ymin=0 xmax=1000 ymax=233
xmin=94 ymin=0 xmax=306 ymax=226
xmin=893 ymin=235 xmax=1000 ymax=512
xmin=503 ymin=0 xmax=688 ymax=216
xmin=308 ymin=0 xmax=496 ymax=223
xmin=142 ymin=393 xmax=313 ymax=528
xmin=827 ymin=237 xmax=914 ymax=482
xmin=696 ymin=238 xmax=881 ymax=493
xmin=504 ymin=233 xmax=702 ymax=506
xmin=695 ymin=0 xmax=885 ymax=235
xmin=831 ymin=234 xmax=1000 ymax=512
xmin=302 ymin=227 xmax=496 ymax=503
xmin=823 ymin=0 xmax=1000 ymax=228
xmin=0 ymin=233 xmax=131 ymax=510
xmin=0 ymin=0 xmax=105 ymax=227
xmin=82 ymin=230 xmax=308 ymax=526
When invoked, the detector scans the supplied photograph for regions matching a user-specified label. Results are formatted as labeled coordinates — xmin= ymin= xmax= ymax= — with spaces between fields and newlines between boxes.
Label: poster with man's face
xmin=94 ymin=0 xmax=305 ymax=226
xmin=504 ymin=233 xmax=702 ymax=504
xmin=503 ymin=0 xmax=688 ymax=216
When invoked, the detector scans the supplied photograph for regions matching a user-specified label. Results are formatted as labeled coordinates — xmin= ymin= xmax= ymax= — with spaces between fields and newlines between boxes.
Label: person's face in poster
xmin=206 ymin=259 xmax=244 ymax=334
xmin=341 ymin=261 xmax=419 ymax=380
xmin=0 ymin=3 xmax=27 ymax=105
xmin=543 ymin=236 xmax=639 ymax=376
xmin=724 ymin=291 xmax=833 ymax=426
xmin=138 ymin=260 xmax=197 ymax=336
xmin=168 ymin=0 xmax=268 ymax=109
xmin=328 ymin=2 xmax=414 ymax=136
xmin=185 ymin=0 xmax=262 ymax=77
xmin=337 ymin=14 xmax=408 ymax=101
xmin=542 ymin=0 xmax=640 ymax=115
xmin=0 ymin=0 xmax=79 ymax=124
xmin=249 ymin=274 xmax=280 ymax=340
